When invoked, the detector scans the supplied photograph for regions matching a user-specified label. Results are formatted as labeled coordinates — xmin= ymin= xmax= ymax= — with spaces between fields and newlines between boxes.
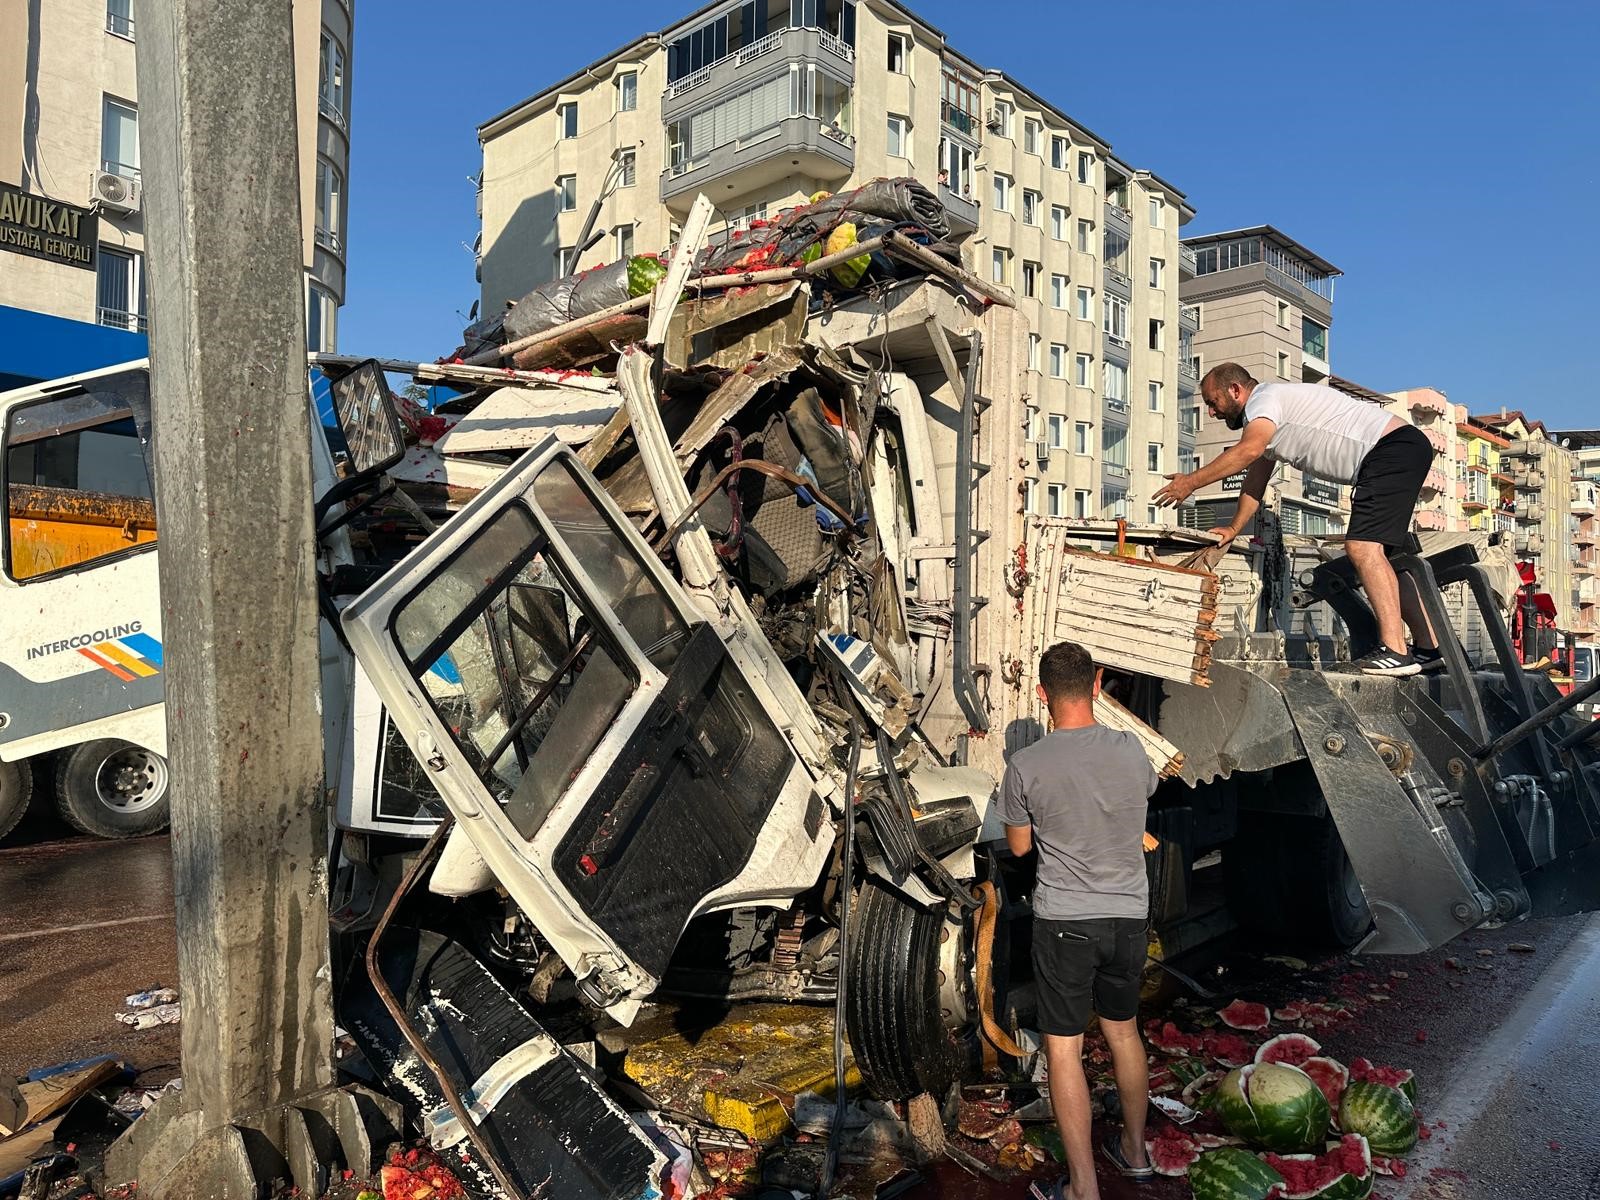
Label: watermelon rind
xmin=1255 ymin=1033 xmax=1323 ymax=1067
xmin=1338 ymin=1080 xmax=1417 ymax=1155
xmin=1218 ymin=999 xmax=1273 ymax=1031
xmin=1349 ymin=1058 xmax=1417 ymax=1105
xmin=1262 ymin=1133 xmax=1374 ymax=1199
xmin=1146 ymin=1131 xmax=1200 ymax=1176
xmin=1188 ymin=1146 xmax=1286 ymax=1200
xmin=1216 ymin=1064 xmax=1331 ymax=1153
xmin=1300 ymin=1057 xmax=1350 ymax=1114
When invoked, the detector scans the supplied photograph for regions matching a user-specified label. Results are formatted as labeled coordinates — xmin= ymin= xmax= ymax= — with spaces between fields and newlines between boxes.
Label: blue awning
xmin=0 ymin=304 xmax=148 ymax=393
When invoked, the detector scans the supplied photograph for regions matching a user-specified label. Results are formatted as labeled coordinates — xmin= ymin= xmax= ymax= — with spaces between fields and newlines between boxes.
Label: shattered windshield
xmin=393 ymin=503 xmax=633 ymax=834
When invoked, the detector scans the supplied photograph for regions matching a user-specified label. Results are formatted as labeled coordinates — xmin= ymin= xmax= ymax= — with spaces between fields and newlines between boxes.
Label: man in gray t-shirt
xmin=1002 ymin=641 xmax=1159 ymax=1198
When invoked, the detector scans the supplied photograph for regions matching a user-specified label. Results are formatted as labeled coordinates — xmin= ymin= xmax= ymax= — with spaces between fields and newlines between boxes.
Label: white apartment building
xmin=0 ymin=0 xmax=353 ymax=389
xmin=475 ymin=0 xmax=1195 ymax=520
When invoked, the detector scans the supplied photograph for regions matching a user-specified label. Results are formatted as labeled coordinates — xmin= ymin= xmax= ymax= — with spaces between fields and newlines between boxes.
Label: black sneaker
xmin=1411 ymin=646 xmax=1446 ymax=672
xmin=1338 ymin=649 xmax=1421 ymax=677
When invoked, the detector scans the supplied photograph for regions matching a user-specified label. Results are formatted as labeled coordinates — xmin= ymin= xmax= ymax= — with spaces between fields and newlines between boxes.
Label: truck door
xmin=341 ymin=438 xmax=827 ymax=1015
xmin=0 ymin=366 xmax=165 ymax=760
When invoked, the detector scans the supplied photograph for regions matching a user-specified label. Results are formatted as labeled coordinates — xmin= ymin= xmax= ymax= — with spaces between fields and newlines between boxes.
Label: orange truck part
xmin=6 ymin=484 xmax=157 ymax=580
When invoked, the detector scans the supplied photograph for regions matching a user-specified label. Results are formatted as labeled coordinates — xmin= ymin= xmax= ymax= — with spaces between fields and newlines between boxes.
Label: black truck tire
xmin=0 ymin=757 xmax=32 ymax=843
xmin=53 ymin=740 xmax=171 ymax=838
xmin=844 ymin=879 xmax=957 ymax=1100
xmin=1224 ymin=809 xmax=1370 ymax=949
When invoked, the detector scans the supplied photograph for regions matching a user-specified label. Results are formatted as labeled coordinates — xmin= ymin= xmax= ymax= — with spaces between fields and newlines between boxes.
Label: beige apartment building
xmin=475 ymin=0 xmax=1195 ymax=521
xmin=1551 ymin=431 xmax=1600 ymax=645
xmin=0 ymin=0 xmax=353 ymax=387
xmin=1177 ymin=226 xmax=1343 ymax=536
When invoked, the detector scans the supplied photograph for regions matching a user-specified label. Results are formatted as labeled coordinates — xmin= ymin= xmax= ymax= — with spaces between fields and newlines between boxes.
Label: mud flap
xmin=341 ymin=929 xmax=664 ymax=1199
xmin=1278 ymin=672 xmax=1494 ymax=954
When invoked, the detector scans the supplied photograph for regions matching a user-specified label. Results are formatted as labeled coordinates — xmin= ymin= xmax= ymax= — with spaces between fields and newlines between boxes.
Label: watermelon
xmin=1147 ymin=1127 xmax=1202 ymax=1176
xmin=1147 ymin=1019 xmax=1204 ymax=1056
xmin=1338 ymin=1080 xmax=1417 ymax=1155
xmin=1300 ymin=1057 xmax=1350 ymax=1112
xmin=1183 ymin=1068 xmax=1227 ymax=1111
xmin=1218 ymin=1000 xmax=1273 ymax=1031
xmin=1188 ymin=1146 xmax=1286 ymax=1200
xmin=1255 ymin=1033 xmax=1323 ymax=1067
xmin=625 ymin=255 xmax=668 ymax=297
xmin=1202 ymin=1028 xmax=1257 ymax=1067
xmin=1261 ymin=1133 xmax=1374 ymax=1199
xmin=1215 ymin=1064 xmax=1331 ymax=1153
xmin=1348 ymin=1057 xmax=1417 ymax=1105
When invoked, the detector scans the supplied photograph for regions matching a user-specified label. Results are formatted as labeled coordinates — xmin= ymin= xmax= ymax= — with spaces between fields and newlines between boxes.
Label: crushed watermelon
xmin=1300 ymin=1056 xmax=1351 ymax=1111
xmin=1256 ymin=1033 xmax=1323 ymax=1067
xmin=1218 ymin=1000 xmax=1273 ymax=1031
xmin=1146 ymin=1019 xmax=1205 ymax=1056
xmin=1202 ymin=1028 xmax=1257 ymax=1067
xmin=379 ymin=1148 xmax=466 ymax=1200
xmin=1261 ymin=1133 xmax=1373 ymax=1198
xmin=1147 ymin=1127 xmax=1201 ymax=1176
xmin=1349 ymin=1057 xmax=1415 ymax=1093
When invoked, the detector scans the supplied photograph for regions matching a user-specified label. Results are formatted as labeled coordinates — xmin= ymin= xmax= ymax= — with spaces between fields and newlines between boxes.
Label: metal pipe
xmin=1471 ymin=673 xmax=1600 ymax=760
xmin=655 ymin=457 xmax=856 ymax=551
xmin=1555 ymin=716 xmax=1600 ymax=751
xmin=364 ymin=818 xmax=530 ymax=1200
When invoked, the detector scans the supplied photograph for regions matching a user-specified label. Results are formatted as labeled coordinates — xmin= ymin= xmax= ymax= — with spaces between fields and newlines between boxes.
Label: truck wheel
xmin=1294 ymin=811 xmax=1371 ymax=948
xmin=53 ymin=740 xmax=171 ymax=838
xmin=1224 ymin=809 xmax=1370 ymax=949
xmin=844 ymin=879 xmax=958 ymax=1100
xmin=0 ymin=758 xmax=32 ymax=843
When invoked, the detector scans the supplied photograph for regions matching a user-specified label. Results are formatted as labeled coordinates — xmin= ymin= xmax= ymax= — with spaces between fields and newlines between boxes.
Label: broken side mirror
xmin=315 ymin=360 xmax=406 ymax=532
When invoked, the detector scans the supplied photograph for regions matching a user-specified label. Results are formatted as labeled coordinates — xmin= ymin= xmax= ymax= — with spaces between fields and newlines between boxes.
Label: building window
xmin=1149 ymin=319 xmax=1164 ymax=351
xmin=1102 ymin=423 xmax=1129 ymax=467
xmin=1076 ymin=219 xmax=1092 ymax=253
xmin=1074 ymin=489 xmax=1090 ymax=519
xmin=558 ymin=101 xmax=578 ymax=139
xmin=314 ymin=158 xmax=343 ymax=248
xmin=618 ymin=149 xmax=637 ymax=188
xmin=1149 ymin=196 xmax=1163 ymax=227
xmin=557 ymin=174 xmax=577 ymax=212
xmin=1048 ymin=344 xmax=1067 ymax=378
xmin=1051 ymin=205 xmax=1068 ymax=240
xmin=1050 ymin=134 xmax=1069 ymax=170
xmin=616 ymin=72 xmax=638 ymax=113
xmin=319 ymin=32 xmax=346 ymax=121
xmin=1075 ymin=287 xmax=1093 ymax=320
xmin=557 ymin=246 xmax=577 ymax=276
xmin=993 ymin=173 xmax=1013 ymax=212
xmin=1022 ymin=189 xmax=1041 ymax=225
xmin=1074 ymin=421 xmax=1091 ymax=454
xmin=1024 ymin=118 xmax=1042 ymax=155
xmin=1148 ymin=257 xmax=1164 ymax=288
xmin=1021 ymin=260 xmax=1040 ymax=298
xmin=1047 ymin=414 xmax=1065 ymax=449
xmin=1027 ymin=332 xmax=1041 ymax=371
xmin=101 ymin=96 xmax=139 ymax=178
xmin=306 ymin=281 xmax=336 ymax=353
xmin=1148 ymin=442 xmax=1163 ymax=473
xmin=1050 ymin=274 xmax=1068 ymax=309
xmin=1303 ymin=317 xmax=1328 ymax=360
xmin=1074 ymin=354 xmax=1091 ymax=387
xmin=106 ymin=0 xmax=134 ymax=38
xmin=1103 ymin=294 xmax=1129 ymax=342
xmin=887 ymin=32 xmax=909 ymax=74
xmin=1148 ymin=381 xmax=1163 ymax=411
xmin=1180 ymin=404 xmax=1201 ymax=435
xmin=1278 ymin=351 xmax=1291 ymax=379
xmin=991 ymin=247 xmax=1012 ymax=285
xmin=614 ymin=224 xmax=635 ymax=259
xmin=940 ymin=136 xmax=974 ymax=197
xmin=1077 ymin=151 xmax=1092 ymax=185
xmin=1023 ymin=478 xmax=1036 ymax=513
xmin=1148 ymin=505 xmax=1160 ymax=524
xmin=1277 ymin=299 xmax=1291 ymax=328
xmin=1104 ymin=361 xmax=1129 ymax=405
xmin=887 ymin=114 xmax=910 ymax=157
xmin=96 ymin=245 xmax=146 ymax=331
xmin=1047 ymin=484 xmax=1065 ymax=517
xmin=991 ymin=99 xmax=1014 ymax=137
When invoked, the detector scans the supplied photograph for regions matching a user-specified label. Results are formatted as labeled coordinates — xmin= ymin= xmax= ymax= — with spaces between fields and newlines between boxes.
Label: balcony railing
xmin=817 ymin=28 xmax=855 ymax=63
xmin=106 ymin=9 xmax=134 ymax=37
xmin=667 ymin=63 xmax=715 ymax=99
xmin=941 ymin=101 xmax=978 ymax=137
xmin=315 ymin=226 xmax=344 ymax=256
xmin=1421 ymin=469 xmax=1449 ymax=494
xmin=1104 ymin=266 xmax=1130 ymax=290
xmin=1104 ymin=201 xmax=1132 ymax=224
xmin=102 ymin=159 xmax=140 ymax=181
xmin=1179 ymin=244 xmax=1197 ymax=276
xmin=1178 ymin=411 xmax=1200 ymax=435
xmin=1415 ymin=510 xmax=1448 ymax=531
xmin=318 ymin=94 xmax=347 ymax=134
xmin=1103 ymin=397 xmax=1130 ymax=415
xmin=737 ymin=29 xmax=785 ymax=65
xmin=1102 ymin=462 xmax=1130 ymax=479
xmin=97 ymin=306 xmax=147 ymax=332
xmin=1179 ymin=358 xmax=1199 ymax=381
xmin=1104 ymin=332 xmax=1129 ymax=350
xmin=1179 ymin=304 xmax=1200 ymax=330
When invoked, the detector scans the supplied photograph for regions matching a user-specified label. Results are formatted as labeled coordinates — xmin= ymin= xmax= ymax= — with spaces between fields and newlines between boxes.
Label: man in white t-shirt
xmin=1153 ymin=363 xmax=1438 ymax=677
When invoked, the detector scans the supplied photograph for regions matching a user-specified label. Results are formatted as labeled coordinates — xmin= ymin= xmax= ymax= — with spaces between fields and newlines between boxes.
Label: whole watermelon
xmin=1338 ymin=1080 xmax=1417 ymax=1155
xmin=1215 ymin=1063 xmax=1331 ymax=1152
xmin=625 ymin=255 xmax=668 ymax=297
xmin=1188 ymin=1146 xmax=1286 ymax=1200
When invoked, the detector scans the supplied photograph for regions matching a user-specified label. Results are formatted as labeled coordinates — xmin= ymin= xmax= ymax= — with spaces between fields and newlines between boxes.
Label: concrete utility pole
xmin=103 ymin=3 xmax=393 ymax=1195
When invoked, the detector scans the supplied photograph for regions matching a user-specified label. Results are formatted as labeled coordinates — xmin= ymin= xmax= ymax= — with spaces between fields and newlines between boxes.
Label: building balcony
xmin=1516 ymin=502 xmax=1545 ymax=524
xmin=1103 ymin=265 xmax=1132 ymax=299
xmin=106 ymin=8 xmax=135 ymax=38
xmin=1462 ymin=498 xmax=1489 ymax=512
xmin=1515 ymin=469 xmax=1545 ymax=492
xmin=1414 ymin=509 xmax=1448 ymax=532
xmin=939 ymin=185 xmax=979 ymax=236
xmin=1179 ymin=243 xmax=1197 ymax=279
xmin=315 ymin=226 xmax=345 ymax=258
xmin=1503 ymin=439 xmax=1540 ymax=460
xmin=1577 ymin=524 xmax=1598 ymax=546
xmin=1102 ymin=461 xmax=1130 ymax=487
xmin=1491 ymin=468 xmax=1514 ymax=485
xmin=1179 ymin=357 xmax=1199 ymax=382
xmin=940 ymin=100 xmax=980 ymax=140
xmin=1102 ymin=397 xmax=1131 ymax=424
xmin=1101 ymin=332 xmax=1130 ymax=363
xmin=661 ymin=114 xmax=854 ymax=206
xmin=1465 ymin=454 xmax=1490 ymax=472
xmin=1408 ymin=392 xmax=1446 ymax=416
xmin=318 ymin=95 xmax=348 ymax=137
xmin=1103 ymin=201 xmax=1133 ymax=239
xmin=1516 ymin=535 xmax=1544 ymax=558
xmin=664 ymin=25 xmax=855 ymax=113
xmin=97 ymin=306 xmax=147 ymax=333
xmin=1571 ymin=484 xmax=1597 ymax=515
xmin=1179 ymin=303 xmax=1200 ymax=332
xmin=1420 ymin=427 xmax=1447 ymax=454
xmin=1420 ymin=468 xmax=1449 ymax=495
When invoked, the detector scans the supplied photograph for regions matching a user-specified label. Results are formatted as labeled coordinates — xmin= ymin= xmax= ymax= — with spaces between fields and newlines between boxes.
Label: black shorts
xmin=1346 ymin=426 xmax=1434 ymax=548
xmin=1031 ymin=916 xmax=1146 ymax=1036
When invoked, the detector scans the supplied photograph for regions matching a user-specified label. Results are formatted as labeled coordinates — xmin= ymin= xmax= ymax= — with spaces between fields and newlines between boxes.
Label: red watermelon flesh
xmin=1202 ymin=1028 xmax=1257 ymax=1067
xmin=1349 ymin=1058 xmax=1414 ymax=1093
xmin=1371 ymin=1154 xmax=1408 ymax=1178
xmin=1261 ymin=1133 xmax=1374 ymax=1198
xmin=1146 ymin=1019 xmax=1204 ymax=1056
xmin=1255 ymin=1033 xmax=1322 ymax=1067
xmin=1218 ymin=1000 xmax=1273 ymax=1031
xmin=1301 ymin=1057 xmax=1351 ymax=1111
xmin=1147 ymin=1127 xmax=1202 ymax=1176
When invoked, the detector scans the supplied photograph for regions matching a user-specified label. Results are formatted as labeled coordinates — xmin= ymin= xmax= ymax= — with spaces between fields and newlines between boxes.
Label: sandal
xmin=1027 ymin=1177 xmax=1069 ymax=1200
xmin=1101 ymin=1133 xmax=1154 ymax=1181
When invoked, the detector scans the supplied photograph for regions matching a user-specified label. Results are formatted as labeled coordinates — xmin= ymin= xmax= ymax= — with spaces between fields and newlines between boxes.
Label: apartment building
xmin=1177 ymin=226 xmax=1342 ymax=535
xmin=0 ymin=0 xmax=353 ymax=389
xmin=1550 ymin=431 xmax=1600 ymax=645
xmin=1382 ymin=387 xmax=1457 ymax=532
xmin=474 ymin=0 xmax=1194 ymax=520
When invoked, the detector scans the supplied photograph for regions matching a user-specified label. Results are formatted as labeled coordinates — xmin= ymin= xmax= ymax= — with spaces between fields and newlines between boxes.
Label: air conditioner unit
xmin=1036 ymin=440 xmax=1051 ymax=464
xmin=985 ymin=109 xmax=1005 ymax=133
xmin=91 ymin=170 xmax=141 ymax=215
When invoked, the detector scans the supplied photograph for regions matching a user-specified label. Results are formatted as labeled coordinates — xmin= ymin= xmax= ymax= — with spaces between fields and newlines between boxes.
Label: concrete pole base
xmin=100 ymin=1082 xmax=404 ymax=1199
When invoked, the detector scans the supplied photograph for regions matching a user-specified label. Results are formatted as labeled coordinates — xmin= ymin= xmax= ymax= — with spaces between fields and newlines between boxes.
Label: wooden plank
xmin=1094 ymin=693 xmax=1184 ymax=778
xmin=0 ymin=1057 xmax=121 ymax=1136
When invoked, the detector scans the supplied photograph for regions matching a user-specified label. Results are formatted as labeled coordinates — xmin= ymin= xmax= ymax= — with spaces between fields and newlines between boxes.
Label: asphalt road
xmin=3 ymin=832 xmax=1597 ymax=1199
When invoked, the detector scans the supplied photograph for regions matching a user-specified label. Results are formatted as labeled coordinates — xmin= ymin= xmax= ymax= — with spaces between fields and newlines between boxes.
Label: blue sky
xmin=340 ymin=0 xmax=1599 ymax=428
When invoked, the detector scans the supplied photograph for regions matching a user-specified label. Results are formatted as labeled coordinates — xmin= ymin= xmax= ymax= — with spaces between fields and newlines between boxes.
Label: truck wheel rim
xmin=95 ymin=748 xmax=169 ymax=814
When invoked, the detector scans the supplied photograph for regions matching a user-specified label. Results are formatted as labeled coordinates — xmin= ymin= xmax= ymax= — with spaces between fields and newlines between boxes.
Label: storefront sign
xmin=0 ymin=183 xmax=98 ymax=271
